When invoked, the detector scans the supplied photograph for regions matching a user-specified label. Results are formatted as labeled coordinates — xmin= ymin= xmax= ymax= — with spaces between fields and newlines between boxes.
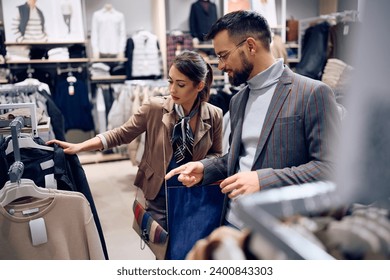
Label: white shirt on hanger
xmin=90 ymin=7 xmax=127 ymax=57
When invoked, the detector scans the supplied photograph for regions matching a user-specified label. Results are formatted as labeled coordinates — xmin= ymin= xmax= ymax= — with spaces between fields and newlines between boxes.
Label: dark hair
xmin=205 ymin=10 xmax=272 ymax=51
xmin=171 ymin=50 xmax=213 ymax=102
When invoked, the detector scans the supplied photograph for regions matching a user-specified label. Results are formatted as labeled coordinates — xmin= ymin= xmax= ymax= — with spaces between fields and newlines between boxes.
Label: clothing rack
xmin=298 ymin=10 xmax=360 ymax=61
xmin=0 ymin=102 xmax=38 ymax=138
xmin=56 ymin=65 xmax=83 ymax=76
xmin=0 ymin=84 xmax=40 ymax=95
xmin=232 ymin=181 xmax=339 ymax=260
xmin=8 ymin=116 xmax=25 ymax=183
xmin=125 ymin=79 xmax=168 ymax=88
xmin=0 ymin=103 xmax=38 ymax=183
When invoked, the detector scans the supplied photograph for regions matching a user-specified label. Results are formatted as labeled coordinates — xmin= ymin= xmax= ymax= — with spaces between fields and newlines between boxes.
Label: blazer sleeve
xmin=201 ymin=153 xmax=228 ymax=185
xmin=100 ymin=97 xmax=151 ymax=149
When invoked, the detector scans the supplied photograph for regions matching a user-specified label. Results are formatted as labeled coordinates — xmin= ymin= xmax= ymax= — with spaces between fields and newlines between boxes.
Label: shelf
xmin=193 ymin=43 xmax=213 ymax=49
xmin=5 ymin=41 xmax=87 ymax=46
xmin=90 ymin=75 xmax=127 ymax=82
xmin=6 ymin=58 xmax=89 ymax=64
xmin=90 ymin=58 xmax=127 ymax=63
xmin=285 ymin=43 xmax=299 ymax=48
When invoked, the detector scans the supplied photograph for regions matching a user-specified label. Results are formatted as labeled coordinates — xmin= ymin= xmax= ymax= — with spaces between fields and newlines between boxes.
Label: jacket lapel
xmin=252 ymin=68 xmax=293 ymax=168
xmin=162 ymin=97 xmax=175 ymax=145
xmin=228 ymin=86 xmax=250 ymax=175
xmin=193 ymin=103 xmax=211 ymax=147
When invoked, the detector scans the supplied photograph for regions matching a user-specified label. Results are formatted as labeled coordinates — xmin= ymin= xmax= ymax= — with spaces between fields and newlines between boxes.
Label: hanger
xmin=5 ymin=133 xmax=54 ymax=155
xmin=0 ymin=179 xmax=54 ymax=207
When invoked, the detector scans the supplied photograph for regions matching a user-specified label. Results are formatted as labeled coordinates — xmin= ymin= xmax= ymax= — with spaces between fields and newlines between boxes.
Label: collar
xmin=247 ymin=58 xmax=285 ymax=91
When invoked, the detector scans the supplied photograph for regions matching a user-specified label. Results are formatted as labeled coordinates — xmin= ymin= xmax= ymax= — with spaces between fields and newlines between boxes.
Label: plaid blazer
xmin=201 ymin=66 xmax=341 ymax=190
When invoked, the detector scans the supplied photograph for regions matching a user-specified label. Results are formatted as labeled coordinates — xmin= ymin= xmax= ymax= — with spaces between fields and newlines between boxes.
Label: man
xmin=14 ymin=0 xmax=47 ymax=42
xmin=165 ymin=10 xmax=340 ymax=228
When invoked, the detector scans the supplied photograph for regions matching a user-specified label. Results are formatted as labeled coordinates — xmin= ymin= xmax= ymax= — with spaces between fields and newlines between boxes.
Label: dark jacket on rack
xmin=0 ymin=137 xmax=109 ymax=259
xmin=189 ymin=0 xmax=218 ymax=41
xmin=295 ymin=21 xmax=331 ymax=80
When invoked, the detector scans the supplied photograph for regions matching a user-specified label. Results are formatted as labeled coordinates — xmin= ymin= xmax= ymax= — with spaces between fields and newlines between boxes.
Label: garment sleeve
xmin=90 ymin=11 xmax=99 ymax=56
xmin=100 ymin=97 xmax=151 ymax=149
xmin=118 ymin=12 xmax=127 ymax=53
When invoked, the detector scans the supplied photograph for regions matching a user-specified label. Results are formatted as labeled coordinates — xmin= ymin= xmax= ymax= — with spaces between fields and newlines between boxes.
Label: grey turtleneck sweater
xmin=238 ymin=58 xmax=285 ymax=172
xmin=228 ymin=58 xmax=285 ymax=229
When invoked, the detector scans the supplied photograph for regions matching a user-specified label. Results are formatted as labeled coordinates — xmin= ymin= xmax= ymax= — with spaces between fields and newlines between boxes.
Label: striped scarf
xmin=171 ymin=103 xmax=199 ymax=164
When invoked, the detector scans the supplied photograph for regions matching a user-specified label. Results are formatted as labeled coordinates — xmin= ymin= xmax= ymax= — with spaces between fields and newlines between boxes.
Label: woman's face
xmin=168 ymin=65 xmax=204 ymax=114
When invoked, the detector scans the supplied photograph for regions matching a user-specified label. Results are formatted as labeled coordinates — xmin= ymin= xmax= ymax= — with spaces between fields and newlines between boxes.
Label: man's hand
xmin=164 ymin=161 xmax=204 ymax=187
xmin=220 ymin=171 xmax=260 ymax=199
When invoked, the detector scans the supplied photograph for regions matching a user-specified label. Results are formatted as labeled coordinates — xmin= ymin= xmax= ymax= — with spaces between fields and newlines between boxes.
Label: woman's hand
xmin=46 ymin=139 xmax=82 ymax=154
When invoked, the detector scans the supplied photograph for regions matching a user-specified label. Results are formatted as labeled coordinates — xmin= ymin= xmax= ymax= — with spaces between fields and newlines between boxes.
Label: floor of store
xmin=80 ymin=155 xmax=155 ymax=260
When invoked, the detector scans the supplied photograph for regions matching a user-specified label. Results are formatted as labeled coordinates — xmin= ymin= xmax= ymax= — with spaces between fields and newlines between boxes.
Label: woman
xmin=47 ymin=50 xmax=223 ymax=258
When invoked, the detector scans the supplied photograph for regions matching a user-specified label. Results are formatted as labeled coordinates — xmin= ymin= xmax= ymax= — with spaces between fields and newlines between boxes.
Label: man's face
xmin=213 ymin=30 xmax=253 ymax=86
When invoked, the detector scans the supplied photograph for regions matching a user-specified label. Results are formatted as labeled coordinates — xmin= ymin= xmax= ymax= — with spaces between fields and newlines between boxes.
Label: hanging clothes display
xmin=0 ymin=180 xmax=105 ymax=260
xmin=53 ymin=74 xmax=94 ymax=132
xmin=189 ymin=0 xmax=218 ymax=41
xmin=166 ymin=32 xmax=193 ymax=71
xmin=0 ymin=83 xmax=65 ymax=141
xmin=295 ymin=21 xmax=331 ymax=80
xmin=0 ymin=127 xmax=109 ymax=259
xmin=90 ymin=4 xmax=127 ymax=58
xmin=0 ymin=105 xmax=107 ymax=259
xmin=124 ymin=30 xmax=163 ymax=80
xmin=105 ymin=80 xmax=169 ymax=164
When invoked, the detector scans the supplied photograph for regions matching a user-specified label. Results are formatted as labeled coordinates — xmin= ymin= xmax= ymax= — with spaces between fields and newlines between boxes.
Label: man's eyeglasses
xmin=216 ymin=38 xmax=247 ymax=64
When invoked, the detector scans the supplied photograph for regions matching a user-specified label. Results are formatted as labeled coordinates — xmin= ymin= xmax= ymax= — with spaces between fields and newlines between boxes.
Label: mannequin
xmin=91 ymin=4 xmax=126 ymax=59
xmin=189 ymin=0 xmax=218 ymax=41
xmin=61 ymin=0 xmax=72 ymax=34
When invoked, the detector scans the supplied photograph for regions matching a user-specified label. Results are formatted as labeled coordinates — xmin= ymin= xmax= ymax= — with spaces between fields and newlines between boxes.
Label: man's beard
xmin=229 ymin=53 xmax=253 ymax=86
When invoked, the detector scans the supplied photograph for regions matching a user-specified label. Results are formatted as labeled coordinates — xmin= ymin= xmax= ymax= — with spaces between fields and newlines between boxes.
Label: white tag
xmin=29 ymin=218 xmax=48 ymax=246
xmin=68 ymin=85 xmax=75 ymax=95
xmin=343 ymin=24 xmax=349 ymax=35
xmin=44 ymin=174 xmax=57 ymax=189
xmin=22 ymin=208 xmax=39 ymax=216
xmin=40 ymin=159 xmax=54 ymax=170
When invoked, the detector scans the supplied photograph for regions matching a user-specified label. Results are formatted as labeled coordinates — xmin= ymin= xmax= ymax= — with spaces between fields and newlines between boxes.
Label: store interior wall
xmin=0 ymin=0 xmax=359 ymax=38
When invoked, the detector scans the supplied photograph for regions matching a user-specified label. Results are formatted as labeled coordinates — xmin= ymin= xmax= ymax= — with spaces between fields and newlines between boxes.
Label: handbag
xmin=132 ymin=124 xmax=169 ymax=260
xmin=132 ymin=198 xmax=168 ymax=260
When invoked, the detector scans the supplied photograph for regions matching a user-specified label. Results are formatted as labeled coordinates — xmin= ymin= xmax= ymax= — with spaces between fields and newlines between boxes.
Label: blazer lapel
xmin=252 ymin=68 xmax=293 ymax=168
xmin=228 ymin=87 xmax=249 ymax=175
